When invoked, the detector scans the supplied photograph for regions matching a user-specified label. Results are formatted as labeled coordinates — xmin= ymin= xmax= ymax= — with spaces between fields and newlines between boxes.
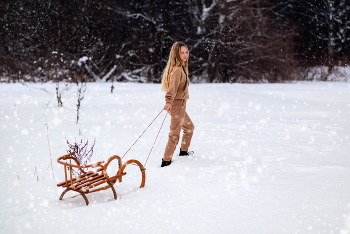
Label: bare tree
xmin=187 ymin=0 xmax=297 ymax=82
xmin=294 ymin=0 xmax=350 ymax=73
xmin=4 ymin=0 xmax=347 ymax=83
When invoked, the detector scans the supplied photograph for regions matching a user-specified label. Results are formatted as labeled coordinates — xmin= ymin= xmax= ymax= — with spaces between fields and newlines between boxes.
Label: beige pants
xmin=163 ymin=99 xmax=195 ymax=161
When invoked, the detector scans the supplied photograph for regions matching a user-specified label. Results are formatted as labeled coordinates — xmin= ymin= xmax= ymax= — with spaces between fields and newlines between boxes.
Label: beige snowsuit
xmin=163 ymin=66 xmax=195 ymax=161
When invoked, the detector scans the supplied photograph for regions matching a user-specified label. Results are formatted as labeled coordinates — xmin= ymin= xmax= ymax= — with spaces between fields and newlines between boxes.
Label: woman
xmin=161 ymin=42 xmax=195 ymax=167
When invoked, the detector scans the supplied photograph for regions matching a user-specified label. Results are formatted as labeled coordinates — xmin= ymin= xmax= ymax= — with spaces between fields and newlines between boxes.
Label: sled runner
xmin=57 ymin=152 xmax=146 ymax=206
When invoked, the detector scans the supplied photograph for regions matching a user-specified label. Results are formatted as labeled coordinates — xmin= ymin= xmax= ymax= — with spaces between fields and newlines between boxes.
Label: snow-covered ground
xmin=1 ymin=82 xmax=350 ymax=234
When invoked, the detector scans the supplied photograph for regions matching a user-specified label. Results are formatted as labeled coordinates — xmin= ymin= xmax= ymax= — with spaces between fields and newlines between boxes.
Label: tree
xmin=3 ymin=0 xmax=336 ymax=83
xmin=293 ymin=0 xmax=350 ymax=72
xmin=186 ymin=0 xmax=297 ymax=82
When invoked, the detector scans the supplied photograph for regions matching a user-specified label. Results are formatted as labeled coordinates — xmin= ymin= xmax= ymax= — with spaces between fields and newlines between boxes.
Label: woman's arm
xmin=165 ymin=68 xmax=181 ymax=104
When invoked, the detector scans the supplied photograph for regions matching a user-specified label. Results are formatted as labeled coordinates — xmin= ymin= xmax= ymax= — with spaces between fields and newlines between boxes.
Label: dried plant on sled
xmin=65 ymin=138 xmax=96 ymax=176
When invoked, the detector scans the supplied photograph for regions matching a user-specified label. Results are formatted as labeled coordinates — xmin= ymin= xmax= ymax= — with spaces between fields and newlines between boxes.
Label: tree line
xmin=1 ymin=0 xmax=349 ymax=83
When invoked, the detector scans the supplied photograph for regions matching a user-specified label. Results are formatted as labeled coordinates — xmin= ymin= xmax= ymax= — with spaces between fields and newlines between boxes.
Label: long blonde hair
xmin=161 ymin=42 xmax=189 ymax=92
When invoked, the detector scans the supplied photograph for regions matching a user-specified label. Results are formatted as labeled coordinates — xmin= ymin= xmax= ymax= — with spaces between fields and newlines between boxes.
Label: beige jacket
xmin=165 ymin=66 xmax=189 ymax=104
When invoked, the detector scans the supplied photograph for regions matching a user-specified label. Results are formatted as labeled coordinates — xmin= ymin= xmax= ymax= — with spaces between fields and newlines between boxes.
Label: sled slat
xmin=73 ymin=174 xmax=106 ymax=190
xmin=57 ymin=168 xmax=102 ymax=187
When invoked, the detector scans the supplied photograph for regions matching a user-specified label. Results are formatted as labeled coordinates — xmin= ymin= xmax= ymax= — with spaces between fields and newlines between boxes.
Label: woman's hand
xmin=164 ymin=103 xmax=171 ymax=113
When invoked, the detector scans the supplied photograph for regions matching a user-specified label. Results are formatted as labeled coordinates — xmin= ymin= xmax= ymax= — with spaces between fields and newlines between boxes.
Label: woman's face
xmin=179 ymin=46 xmax=188 ymax=62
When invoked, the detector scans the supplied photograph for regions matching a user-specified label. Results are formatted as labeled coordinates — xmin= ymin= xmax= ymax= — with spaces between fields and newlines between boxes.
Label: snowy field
xmin=1 ymin=82 xmax=350 ymax=234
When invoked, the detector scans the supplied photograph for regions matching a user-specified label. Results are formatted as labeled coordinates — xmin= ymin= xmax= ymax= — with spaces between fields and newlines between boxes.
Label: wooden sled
xmin=57 ymin=152 xmax=146 ymax=206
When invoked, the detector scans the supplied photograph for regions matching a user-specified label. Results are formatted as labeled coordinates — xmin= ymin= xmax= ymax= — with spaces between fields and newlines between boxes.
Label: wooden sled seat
xmin=57 ymin=152 xmax=145 ymax=206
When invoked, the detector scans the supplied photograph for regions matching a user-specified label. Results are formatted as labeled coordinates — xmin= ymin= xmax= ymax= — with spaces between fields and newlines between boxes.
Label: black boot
xmin=161 ymin=159 xmax=172 ymax=167
xmin=179 ymin=148 xmax=194 ymax=156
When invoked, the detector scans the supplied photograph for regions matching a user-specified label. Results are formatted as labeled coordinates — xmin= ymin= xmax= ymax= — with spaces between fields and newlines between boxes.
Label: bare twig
xmin=34 ymin=166 xmax=39 ymax=182
xmin=42 ymin=163 xmax=50 ymax=181
xmin=33 ymin=114 xmax=54 ymax=178
xmin=76 ymin=83 xmax=87 ymax=124
xmin=20 ymin=82 xmax=53 ymax=95
xmin=42 ymin=143 xmax=62 ymax=181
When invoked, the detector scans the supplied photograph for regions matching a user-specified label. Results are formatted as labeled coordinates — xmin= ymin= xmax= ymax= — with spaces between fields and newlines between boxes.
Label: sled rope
xmin=122 ymin=109 xmax=167 ymax=160
xmin=149 ymin=124 xmax=167 ymax=163
xmin=144 ymin=112 xmax=168 ymax=166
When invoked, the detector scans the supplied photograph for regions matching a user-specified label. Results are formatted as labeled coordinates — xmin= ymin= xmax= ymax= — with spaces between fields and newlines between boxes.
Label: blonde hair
xmin=161 ymin=42 xmax=189 ymax=92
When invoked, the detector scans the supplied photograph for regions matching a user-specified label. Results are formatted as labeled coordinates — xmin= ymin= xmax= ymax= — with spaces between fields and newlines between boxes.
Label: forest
xmin=1 ymin=0 xmax=350 ymax=83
